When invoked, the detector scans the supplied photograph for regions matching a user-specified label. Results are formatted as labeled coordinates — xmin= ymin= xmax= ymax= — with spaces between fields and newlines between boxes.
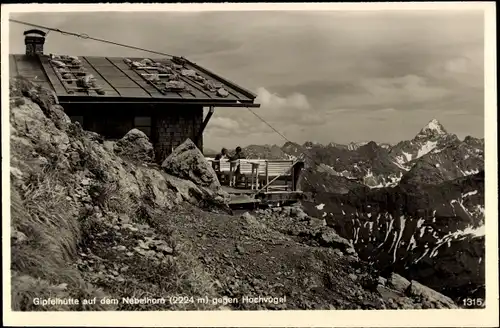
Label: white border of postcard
xmin=2 ymin=2 xmax=498 ymax=327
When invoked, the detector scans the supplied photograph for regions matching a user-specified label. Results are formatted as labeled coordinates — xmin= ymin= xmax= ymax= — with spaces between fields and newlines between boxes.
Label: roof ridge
xmin=10 ymin=53 xmax=260 ymax=107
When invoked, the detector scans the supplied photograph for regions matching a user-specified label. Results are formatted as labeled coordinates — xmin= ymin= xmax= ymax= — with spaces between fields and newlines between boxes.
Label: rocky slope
xmin=301 ymin=171 xmax=485 ymax=302
xmin=9 ymin=78 xmax=461 ymax=311
xmin=401 ymin=137 xmax=484 ymax=185
xmin=9 ymin=78 xmax=232 ymax=311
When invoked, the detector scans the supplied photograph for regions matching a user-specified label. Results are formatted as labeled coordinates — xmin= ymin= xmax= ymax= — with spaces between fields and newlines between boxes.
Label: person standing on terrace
xmin=214 ymin=148 xmax=229 ymax=161
xmin=229 ymin=146 xmax=246 ymax=186
xmin=212 ymin=148 xmax=228 ymax=183
xmin=230 ymin=146 xmax=246 ymax=161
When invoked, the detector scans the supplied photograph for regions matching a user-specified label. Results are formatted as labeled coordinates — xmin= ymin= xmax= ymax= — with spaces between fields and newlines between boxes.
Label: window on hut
xmin=134 ymin=116 xmax=152 ymax=137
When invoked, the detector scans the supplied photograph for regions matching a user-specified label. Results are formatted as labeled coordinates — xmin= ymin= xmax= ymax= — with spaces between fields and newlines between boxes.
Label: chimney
xmin=24 ymin=29 xmax=46 ymax=56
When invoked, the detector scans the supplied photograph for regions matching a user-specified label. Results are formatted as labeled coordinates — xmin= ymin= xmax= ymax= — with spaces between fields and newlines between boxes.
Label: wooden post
xmin=195 ymin=106 xmax=214 ymax=146
xmin=292 ymin=161 xmax=304 ymax=192
xmin=265 ymin=160 xmax=269 ymax=193
xmin=229 ymin=160 xmax=238 ymax=187
xmin=251 ymin=162 xmax=259 ymax=190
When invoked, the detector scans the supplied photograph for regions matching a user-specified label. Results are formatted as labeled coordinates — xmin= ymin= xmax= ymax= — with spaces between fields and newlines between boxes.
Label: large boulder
xmin=114 ymin=129 xmax=154 ymax=162
xmin=10 ymin=97 xmax=72 ymax=175
xmin=241 ymin=212 xmax=266 ymax=229
xmin=161 ymin=139 xmax=220 ymax=189
xmin=319 ymin=228 xmax=357 ymax=256
xmin=387 ymin=273 xmax=411 ymax=293
xmin=10 ymin=77 xmax=71 ymax=132
xmin=408 ymin=280 xmax=458 ymax=309
xmin=162 ymin=173 xmax=231 ymax=213
xmin=289 ymin=205 xmax=308 ymax=220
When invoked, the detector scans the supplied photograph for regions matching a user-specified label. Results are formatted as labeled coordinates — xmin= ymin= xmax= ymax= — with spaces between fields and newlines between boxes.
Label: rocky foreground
xmin=10 ymin=78 xmax=460 ymax=311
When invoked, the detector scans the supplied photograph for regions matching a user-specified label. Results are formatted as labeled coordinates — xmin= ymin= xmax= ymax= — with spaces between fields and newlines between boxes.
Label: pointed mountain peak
xmin=417 ymin=119 xmax=448 ymax=137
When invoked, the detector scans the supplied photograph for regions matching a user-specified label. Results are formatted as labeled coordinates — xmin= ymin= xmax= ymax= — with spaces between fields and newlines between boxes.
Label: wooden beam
xmin=292 ymin=161 xmax=305 ymax=191
xmin=195 ymin=106 xmax=214 ymax=145
xmin=57 ymin=99 xmax=261 ymax=107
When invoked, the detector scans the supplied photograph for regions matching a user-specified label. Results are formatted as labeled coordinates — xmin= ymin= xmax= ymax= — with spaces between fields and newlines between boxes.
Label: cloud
xmin=442 ymin=109 xmax=476 ymax=116
xmin=203 ymin=87 xmax=324 ymax=148
xmin=444 ymin=57 xmax=473 ymax=74
xmin=208 ymin=117 xmax=240 ymax=131
xmin=204 ymin=116 xmax=243 ymax=139
xmin=328 ymin=109 xmax=351 ymax=114
xmin=358 ymin=74 xmax=450 ymax=104
xmin=256 ymin=87 xmax=311 ymax=112
xmin=425 ymin=54 xmax=483 ymax=93
xmin=375 ymin=108 xmax=398 ymax=113
xmin=253 ymin=87 xmax=316 ymax=124
xmin=252 ymin=87 xmax=326 ymax=127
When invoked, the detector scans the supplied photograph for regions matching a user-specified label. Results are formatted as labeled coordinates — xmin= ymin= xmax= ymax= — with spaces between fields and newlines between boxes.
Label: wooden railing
xmin=206 ymin=158 xmax=296 ymax=191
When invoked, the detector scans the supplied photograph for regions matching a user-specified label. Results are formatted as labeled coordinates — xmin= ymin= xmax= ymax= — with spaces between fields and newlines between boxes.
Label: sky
xmin=8 ymin=9 xmax=485 ymax=150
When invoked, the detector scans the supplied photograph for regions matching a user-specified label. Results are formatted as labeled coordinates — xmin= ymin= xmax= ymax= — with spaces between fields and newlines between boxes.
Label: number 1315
xmin=463 ymin=298 xmax=484 ymax=307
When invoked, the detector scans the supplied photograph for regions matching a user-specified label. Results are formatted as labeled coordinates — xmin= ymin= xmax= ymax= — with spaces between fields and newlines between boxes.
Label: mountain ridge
xmin=240 ymin=118 xmax=484 ymax=189
xmin=229 ymin=119 xmax=481 ymax=157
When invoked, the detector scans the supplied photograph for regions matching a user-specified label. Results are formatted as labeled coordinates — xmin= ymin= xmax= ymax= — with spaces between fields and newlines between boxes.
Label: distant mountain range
xmin=239 ymin=118 xmax=484 ymax=189
xmin=238 ymin=119 xmax=485 ymax=303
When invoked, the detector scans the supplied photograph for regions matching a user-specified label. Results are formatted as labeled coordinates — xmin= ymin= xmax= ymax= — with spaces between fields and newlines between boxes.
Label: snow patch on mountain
xmin=347 ymin=141 xmax=369 ymax=151
xmin=416 ymin=140 xmax=438 ymax=158
xmin=393 ymin=156 xmax=411 ymax=171
xmin=317 ymin=164 xmax=351 ymax=177
xmin=462 ymin=190 xmax=478 ymax=199
xmin=402 ymin=151 xmax=413 ymax=162
xmin=462 ymin=169 xmax=480 ymax=176
xmin=453 ymin=225 xmax=485 ymax=237
xmin=391 ymin=215 xmax=407 ymax=263
xmin=365 ymin=171 xmax=403 ymax=189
